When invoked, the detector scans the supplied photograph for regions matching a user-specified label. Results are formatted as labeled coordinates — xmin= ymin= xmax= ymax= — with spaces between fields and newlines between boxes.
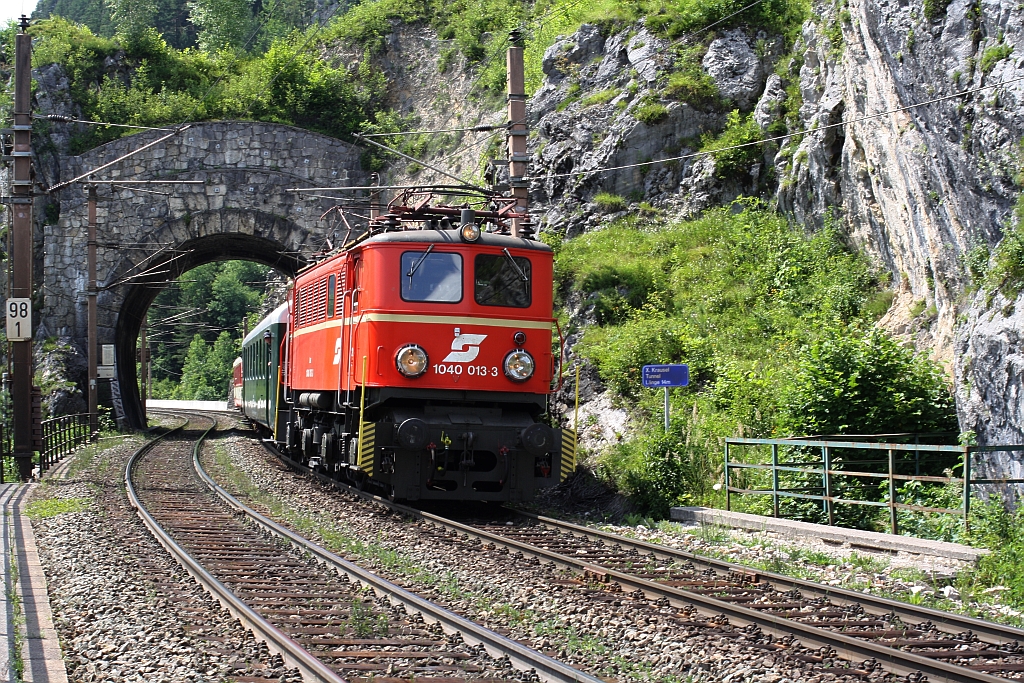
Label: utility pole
xmin=506 ymin=29 xmax=529 ymax=238
xmin=87 ymin=185 xmax=98 ymax=438
xmin=139 ymin=317 xmax=147 ymax=423
xmin=11 ymin=17 xmax=34 ymax=479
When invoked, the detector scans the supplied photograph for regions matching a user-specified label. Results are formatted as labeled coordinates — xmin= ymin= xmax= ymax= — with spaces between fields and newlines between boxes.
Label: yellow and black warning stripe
xmin=559 ymin=428 xmax=577 ymax=482
xmin=357 ymin=422 xmax=375 ymax=474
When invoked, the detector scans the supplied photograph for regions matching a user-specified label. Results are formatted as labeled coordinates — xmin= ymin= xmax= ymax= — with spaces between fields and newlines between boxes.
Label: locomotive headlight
xmin=460 ymin=222 xmax=481 ymax=242
xmin=396 ymin=344 xmax=429 ymax=377
xmin=503 ymin=350 xmax=535 ymax=382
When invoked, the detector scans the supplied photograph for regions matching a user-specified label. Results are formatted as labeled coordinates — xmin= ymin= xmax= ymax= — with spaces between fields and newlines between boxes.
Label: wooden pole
xmin=11 ymin=17 xmax=35 ymax=479
xmin=140 ymin=317 xmax=148 ymax=423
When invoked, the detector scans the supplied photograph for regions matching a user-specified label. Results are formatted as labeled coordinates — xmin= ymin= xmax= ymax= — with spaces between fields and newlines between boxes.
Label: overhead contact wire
xmin=528 ymin=75 xmax=1024 ymax=181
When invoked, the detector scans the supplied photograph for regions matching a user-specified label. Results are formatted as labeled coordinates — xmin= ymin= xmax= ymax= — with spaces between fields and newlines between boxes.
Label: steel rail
xmin=265 ymin=447 xmax=1012 ymax=683
xmin=193 ymin=422 xmax=603 ymax=683
xmin=516 ymin=511 xmax=1024 ymax=646
xmin=125 ymin=416 xmax=349 ymax=683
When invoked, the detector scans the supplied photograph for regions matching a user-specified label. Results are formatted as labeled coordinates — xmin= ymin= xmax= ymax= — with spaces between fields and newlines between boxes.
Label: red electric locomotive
xmin=245 ymin=194 xmax=576 ymax=502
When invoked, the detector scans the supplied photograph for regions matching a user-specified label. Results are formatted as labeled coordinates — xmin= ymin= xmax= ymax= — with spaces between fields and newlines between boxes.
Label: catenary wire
xmin=527 ymin=75 xmax=1024 ymax=181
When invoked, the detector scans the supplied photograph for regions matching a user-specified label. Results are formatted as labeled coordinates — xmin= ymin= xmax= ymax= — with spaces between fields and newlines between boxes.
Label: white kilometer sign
xmin=6 ymin=298 xmax=31 ymax=341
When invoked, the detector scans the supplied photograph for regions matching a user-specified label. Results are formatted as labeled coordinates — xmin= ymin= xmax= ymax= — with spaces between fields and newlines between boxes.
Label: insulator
xmin=518 ymin=217 xmax=536 ymax=240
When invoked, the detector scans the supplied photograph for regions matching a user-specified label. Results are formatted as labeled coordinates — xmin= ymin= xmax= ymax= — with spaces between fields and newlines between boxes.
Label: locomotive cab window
xmin=475 ymin=252 xmax=531 ymax=307
xmin=400 ymin=250 xmax=463 ymax=303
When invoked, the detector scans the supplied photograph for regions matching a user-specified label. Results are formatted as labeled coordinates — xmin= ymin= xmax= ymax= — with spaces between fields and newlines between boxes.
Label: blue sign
xmin=642 ymin=364 xmax=689 ymax=387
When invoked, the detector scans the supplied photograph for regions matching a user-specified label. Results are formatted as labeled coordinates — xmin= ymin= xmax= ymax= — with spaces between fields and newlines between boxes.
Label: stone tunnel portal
xmin=116 ymin=232 xmax=304 ymax=429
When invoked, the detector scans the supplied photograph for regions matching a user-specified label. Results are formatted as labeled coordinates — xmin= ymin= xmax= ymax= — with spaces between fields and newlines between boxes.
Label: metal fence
xmin=724 ymin=437 xmax=1024 ymax=534
xmin=1 ymin=413 xmax=94 ymax=483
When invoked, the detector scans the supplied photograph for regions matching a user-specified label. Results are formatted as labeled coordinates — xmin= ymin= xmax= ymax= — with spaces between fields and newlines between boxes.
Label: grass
xmin=632 ymin=100 xmax=670 ymax=125
xmin=8 ymin=530 xmax=25 ymax=680
xmin=593 ymin=192 xmax=628 ymax=213
xmin=581 ymin=88 xmax=622 ymax=107
xmin=23 ymin=497 xmax=90 ymax=520
xmin=980 ymin=42 xmax=1014 ymax=74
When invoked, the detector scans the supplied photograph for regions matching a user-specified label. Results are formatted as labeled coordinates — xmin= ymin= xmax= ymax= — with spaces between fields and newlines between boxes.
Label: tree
xmin=188 ymin=0 xmax=253 ymax=52
xmin=105 ymin=0 xmax=157 ymax=47
xmin=179 ymin=331 xmax=238 ymax=400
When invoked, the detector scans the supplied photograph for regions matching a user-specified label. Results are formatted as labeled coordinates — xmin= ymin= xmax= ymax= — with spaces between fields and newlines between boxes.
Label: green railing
xmin=724 ymin=437 xmax=1024 ymax=534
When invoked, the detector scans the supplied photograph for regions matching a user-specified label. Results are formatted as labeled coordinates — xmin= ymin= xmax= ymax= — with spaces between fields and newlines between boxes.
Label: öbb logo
xmin=443 ymin=334 xmax=487 ymax=363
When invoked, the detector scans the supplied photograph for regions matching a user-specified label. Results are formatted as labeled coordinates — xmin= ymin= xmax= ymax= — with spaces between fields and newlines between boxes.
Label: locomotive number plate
xmin=434 ymin=364 xmax=498 ymax=377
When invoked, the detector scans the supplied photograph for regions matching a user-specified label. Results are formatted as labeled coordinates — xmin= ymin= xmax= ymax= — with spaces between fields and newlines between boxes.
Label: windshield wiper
xmin=502 ymin=248 xmax=528 ymax=282
xmin=406 ymin=244 xmax=435 ymax=277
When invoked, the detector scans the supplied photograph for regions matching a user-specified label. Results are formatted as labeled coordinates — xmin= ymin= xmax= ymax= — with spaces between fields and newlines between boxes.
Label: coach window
xmin=475 ymin=252 xmax=531 ymax=307
xmin=327 ymin=275 xmax=336 ymax=318
xmin=401 ymin=251 xmax=463 ymax=303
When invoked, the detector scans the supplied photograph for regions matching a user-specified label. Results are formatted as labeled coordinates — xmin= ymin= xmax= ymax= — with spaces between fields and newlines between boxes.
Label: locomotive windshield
xmin=475 ymin=253 xmax=531 ymax=307
xmin=400 ymin=251 xmax=463 ymax=302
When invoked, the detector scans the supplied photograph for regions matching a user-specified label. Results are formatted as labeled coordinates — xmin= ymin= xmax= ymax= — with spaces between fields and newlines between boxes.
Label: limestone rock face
xmin=955 ymin=291 xmax=1024 ymax=478
xmin=702 ymin=30 xmax=765 ymax=110
xmin=34 ymin=337 xmax=88 ymax=417
xmin=754 ymin=74 xmax=787 ymax=130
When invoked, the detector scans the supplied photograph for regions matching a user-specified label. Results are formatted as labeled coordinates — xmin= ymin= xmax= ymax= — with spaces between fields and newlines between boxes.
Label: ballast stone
xmin=671 ymin=506 xmax=989 ymax=562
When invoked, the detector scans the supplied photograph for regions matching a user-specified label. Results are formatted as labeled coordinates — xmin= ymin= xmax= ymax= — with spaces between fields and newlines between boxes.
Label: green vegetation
xmin=781 ymin=327 xmax=957 ymax=436
xmin=923 ymin=0 xmax=952 ymax=21
xmin=699 ymin=110 xmax=764 ymax=178
xmin=24 ymin=497 xmax=91 ymax=519
xmin=17 ymin=16 xmax=389 ymax=154
xmin=632 ymin=98 xmax=670 ymax=124
xmin=148 ymin=260 xmax=272 ymax=400
xmin=983 ymin=142 xmax=1024 ymax=298
xmin=555 ymin=205 xmax=953 ymax=516
xmin=664 ymin=46 xmax=719 ymax=105
xmin=581 ymin=87 xmax=622 ymax=107
xmin=593 ymin=192 xmax=628 ymax=212
xmin=980 ymin=41 xmax=1014 ymax=74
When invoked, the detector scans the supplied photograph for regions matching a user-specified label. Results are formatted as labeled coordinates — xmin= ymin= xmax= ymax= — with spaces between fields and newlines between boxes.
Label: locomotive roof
xmin=359 ymin=228 xmax=552 ymax=252
xmin=242 ymin=302 xmax=289 ymax=347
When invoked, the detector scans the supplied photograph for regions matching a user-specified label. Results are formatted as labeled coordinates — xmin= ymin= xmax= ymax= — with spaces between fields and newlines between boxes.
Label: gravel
xmin=210 ymin=428 xmax=891 ymax=682
xmin=29 ymin=431 xmax=299 ymax=683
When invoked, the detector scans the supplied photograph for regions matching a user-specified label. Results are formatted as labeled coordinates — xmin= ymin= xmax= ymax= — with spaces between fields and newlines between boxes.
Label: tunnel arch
xmin=42 ymin=121 xmax=364 ymax=428
xmin=115 ymin=226 xmax=307 ymax=429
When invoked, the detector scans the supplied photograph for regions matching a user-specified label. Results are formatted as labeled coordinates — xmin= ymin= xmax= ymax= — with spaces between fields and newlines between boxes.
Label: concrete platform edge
xmin=670 ymin=506 xmax=988 ymax=562
xmin=1 ymin=484 xmax=15 ymax=683
xmin=10 ymin=484 xmax=69 ymax=683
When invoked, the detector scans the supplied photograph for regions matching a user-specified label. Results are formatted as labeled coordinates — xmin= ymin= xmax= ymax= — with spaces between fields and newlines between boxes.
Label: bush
xmin=780 ymin=327 xmax=958 ymax=436
xmin=700 ymin=110 xmax=764 ymax=178
xmin=28 ymin=17 xmax=390 ymax=151
xmin=599 ymin=430 xmax=717 ymax=516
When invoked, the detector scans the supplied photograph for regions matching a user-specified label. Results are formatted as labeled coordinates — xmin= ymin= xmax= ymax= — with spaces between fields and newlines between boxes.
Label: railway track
xmin=263 ymin=442 xmax=1024 ymax=683
xmin=128 ymin=412 xmax=604 ymax=683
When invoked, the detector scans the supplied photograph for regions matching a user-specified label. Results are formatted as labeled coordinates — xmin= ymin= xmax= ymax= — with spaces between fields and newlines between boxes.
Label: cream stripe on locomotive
xmin=292 ymin=313 xmax=553 ymax=338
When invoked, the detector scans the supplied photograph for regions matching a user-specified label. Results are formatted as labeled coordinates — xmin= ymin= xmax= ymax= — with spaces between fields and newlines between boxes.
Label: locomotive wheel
xmin=320 ymin=433 xmax=336 ymax=462
xmin=302 ymin=428 xmax=314 ymax=458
